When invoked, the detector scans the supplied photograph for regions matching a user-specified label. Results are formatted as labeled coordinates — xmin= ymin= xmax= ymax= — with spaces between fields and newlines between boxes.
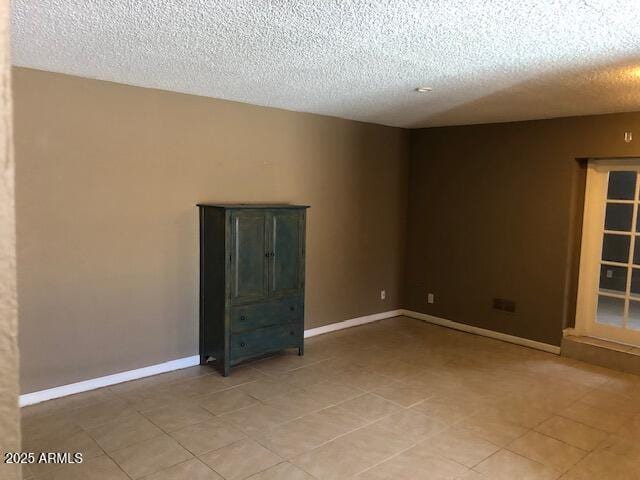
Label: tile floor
xmin=20 ymin=316 xmax=640 ymax=479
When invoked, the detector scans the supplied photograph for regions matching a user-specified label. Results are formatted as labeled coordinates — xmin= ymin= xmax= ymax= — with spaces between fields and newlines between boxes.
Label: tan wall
xmin=0 ymin=0 xmax=21 ymax=478
xmin=406 ymin=112 xmax=640 ymax=346
xmin=14 ymin=67 xmax=409 ymax=393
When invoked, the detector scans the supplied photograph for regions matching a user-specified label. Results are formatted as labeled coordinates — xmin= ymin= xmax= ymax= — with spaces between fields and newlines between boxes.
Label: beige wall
xmin=14 ymin=67 xmax=409 ymax=393
xmin=0 ymin=0 xmax=21 ymax=478
xmin=406 ymin=112 xmax=640 ymax=346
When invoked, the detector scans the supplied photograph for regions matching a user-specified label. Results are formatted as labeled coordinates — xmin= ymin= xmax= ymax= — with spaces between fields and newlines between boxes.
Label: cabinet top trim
xmin=197 ymin=204 xmax=309 ymax=209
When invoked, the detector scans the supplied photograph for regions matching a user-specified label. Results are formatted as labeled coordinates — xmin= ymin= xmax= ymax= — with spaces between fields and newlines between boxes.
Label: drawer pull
xmin=289 ymin=306 xmax=295 ymax=311
xmin=240 ymin=315 xmax=246 ymax=321
xmin=289 ymin=330 xmax=295 ymax=336
xmin=240 ymin=342 xmax=246 ymax=347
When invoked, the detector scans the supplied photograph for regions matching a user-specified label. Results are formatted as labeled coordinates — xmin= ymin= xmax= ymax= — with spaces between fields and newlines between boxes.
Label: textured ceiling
xmin=11 ymin=0 xmax=640 ymax=128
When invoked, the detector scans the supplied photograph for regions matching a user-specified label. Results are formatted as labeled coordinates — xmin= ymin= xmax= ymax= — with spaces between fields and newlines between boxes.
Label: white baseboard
xmin=20 ymin=309 xmax=403 ymax=407
xmin=400 ymin=309 xmax=561 ymax=354
xmin=20 ymin=308 xmax=560 ymax=406
xmin=19 ymin=355 xmax=201 ymax=407
xmin=304 ymin=309 xmax=403 ymax=338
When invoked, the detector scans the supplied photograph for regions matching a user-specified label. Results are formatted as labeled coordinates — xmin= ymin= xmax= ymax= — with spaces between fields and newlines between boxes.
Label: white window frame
xmin=575 ymin=158 xmax=640 ymax=346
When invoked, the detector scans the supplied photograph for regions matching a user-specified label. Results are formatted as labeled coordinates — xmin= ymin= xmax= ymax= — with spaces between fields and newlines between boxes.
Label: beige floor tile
xmin=237 ymin=378 xmax=296 ymax=401
xmin=598 ymin=374 xmax=640 ymax=399
xmin=27 ymin=430 xmax=105 ymax=478
xmin=220 ymin=403 xmax=295 ymax=436
xmin=534 ymin=416 xmax=608 ymax=451
xmin=580 ymin=389 xmax=640 ymax=415
xmin=372 ymin=381 xmax=432 ymax=407
xmin=357 ymin=451 xmax=471 ymax=480
xmin=365 ymin=359 xmax=425 ymax=379
xmin=263 ymin=389 xmax=331 ymax=418
xmin=289 ymin=438 xmax=378 ymax=479
xmin=199 ymin=439 xmax=281 ymax=480
xmin=330 ymin=365 xmax=396 ymax=391
xmin=213 ymin=367 xmax=271 ymax=388
xmin=122 ymin=390 xmax=199 ymax=412
xmin=21 ymin=463 xmax=35 ymax=479
xmin=457 ymin=412 xmax=528 ymax=446
xmin=595 ymin=434 xmax=640 ymax=462
xmin=561 ymin=449 xmax=640 ymax=480
xmin=143 ymin=403 xmax=215 ymax=432
xmin=292 ymin=424 xmax=414 ymax=479
xmin=457 ymin=470 xmax=488 ymax=479
xmin=415 ymin=426 xmax=500 ymax=468
xmin=21 ymin=412 xmax=82 ymax=446
xmin=487 ymin=401 xmax=553 ymax=429
xmin=70 ymin=398 xmax=137 ymax=430
xmin=410 ymin=395 xmax=482 ymax=424
xmin=373 ymin=408 xmax=447 ymax=442
xmin=245 ymin=462 xmax=315 ymax=480
xmin=300 ymin=380 xmax=365 ymax=404
xmin=250 ymin=352 xmax=326 ymax=375
xmin=141 ymin=458 xmax=223 ymax=480
xmin=38 ymin=455 xmax=129 ymax=480
xmin=169 ymin=418 xmax=246 ymax=455
xmin=507 ymin=431 xmax=586 ymax=473
xmin=616 ymin=413 xmax=640 ymax=440
xmin=24 ymin=425 xmax=101 ymax=456
xmin=305 ymin=404 xmax=368 ymax=432
xmin=559 ymin=401 xmax=629 ymax=433
xmin=336 ymin=393 xmax=403 ymax=421
xmin=474 ymin=450 xmax=558 ymax=480
xmin=199 ymin=387 xmax=258 ymax=415
xmin=87 ymin=412 xmax=164 ymax=452
xmin=339 ymin=423 xmax=416 ymax=461
xmin=110 ymin=434 xmax=192 ymax=479
xmin=255 ymin=406 xmax=365 ymax=458
xmin=272 ymin=364 xmax=331 ymax=388
xmin=156 ymin=375 xmax=229 ymax=398
xmin=254 ymin=420 xmax=333 ymax=460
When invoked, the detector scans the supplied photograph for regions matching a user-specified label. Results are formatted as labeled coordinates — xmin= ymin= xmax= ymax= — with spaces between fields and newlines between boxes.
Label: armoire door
xmin=230 ymin=210 xmax=269 ymax=304
xmin=268 ymin=210 xmax=303 ymax=297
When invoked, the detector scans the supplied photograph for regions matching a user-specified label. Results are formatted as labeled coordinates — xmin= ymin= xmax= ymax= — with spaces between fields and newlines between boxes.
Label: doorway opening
xmin=576 ymin=159 xmax=640 ymax=346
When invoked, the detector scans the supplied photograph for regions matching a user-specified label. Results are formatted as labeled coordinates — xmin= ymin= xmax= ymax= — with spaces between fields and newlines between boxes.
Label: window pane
xmin=631 ymin=269 xmax=640 ymax=297
xmin=602 ymin=234 xmax=630 ymax=263
xmin=599 ymin=265 xmax=627 ymax=293
xmin=628 ymin=301 xmax=640 ymax=331
xmin=635 ymin=237 xmax=640 ymax=265
xmin=596 ymin=295 xmax=624 ymax=327
xmin=607 ymin=171 xmax=636 ymax=200
xmin=604 ymin=203 xmax=633 ymax=231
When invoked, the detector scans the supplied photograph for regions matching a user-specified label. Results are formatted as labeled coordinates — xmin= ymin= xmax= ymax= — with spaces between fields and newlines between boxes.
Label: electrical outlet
xmin=427 ymin=293 xmax=435 ymax=304
xmin=380 ymin=289 xmax=386 ymax=300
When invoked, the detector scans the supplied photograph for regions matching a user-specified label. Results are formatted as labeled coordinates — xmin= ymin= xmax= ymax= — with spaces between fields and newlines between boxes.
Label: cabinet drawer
xmin=230 ymin=323 xmax=301 ymax=361
xmin=230 ymin=296 xmax=302 ymax=333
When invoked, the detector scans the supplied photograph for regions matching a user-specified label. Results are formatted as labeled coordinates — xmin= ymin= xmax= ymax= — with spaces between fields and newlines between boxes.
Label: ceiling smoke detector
xmin=415 ymin=87 xmax=433 ymax=93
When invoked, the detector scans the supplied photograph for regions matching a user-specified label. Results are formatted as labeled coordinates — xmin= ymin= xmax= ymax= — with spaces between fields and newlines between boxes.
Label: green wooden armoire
xmin=198 ymin=204 xmax=308 ymax=376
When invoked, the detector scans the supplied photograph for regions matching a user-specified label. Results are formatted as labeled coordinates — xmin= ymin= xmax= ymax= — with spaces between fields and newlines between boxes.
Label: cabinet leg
xmin=199 ymin=354 xmax=208 ymax=365
xmin=298 ymin=344 xmax=304 ymax=356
